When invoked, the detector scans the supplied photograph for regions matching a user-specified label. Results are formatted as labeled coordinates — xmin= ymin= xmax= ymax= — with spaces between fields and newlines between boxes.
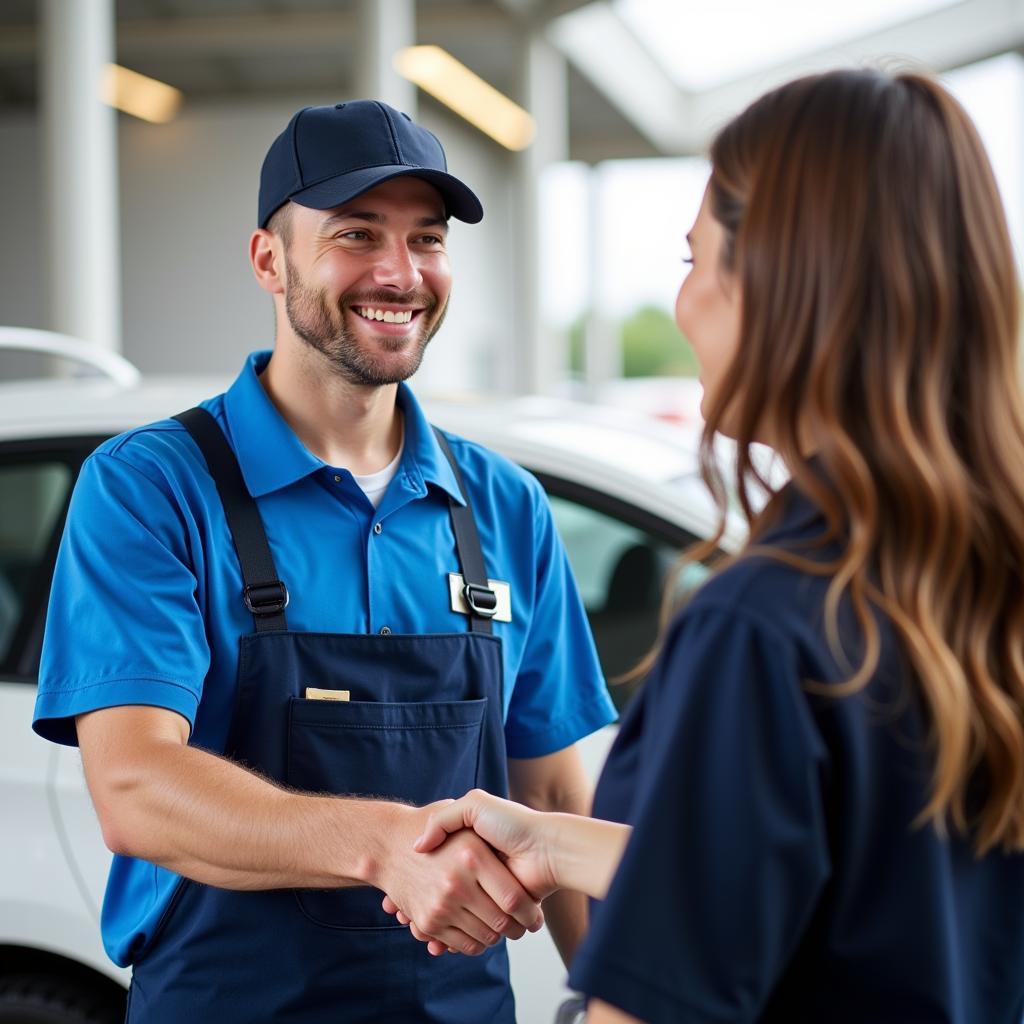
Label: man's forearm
xmin=88 ymin=731 xmax=396 ymax=890
xmin=542 ymin=887 xmax=589 ymax=966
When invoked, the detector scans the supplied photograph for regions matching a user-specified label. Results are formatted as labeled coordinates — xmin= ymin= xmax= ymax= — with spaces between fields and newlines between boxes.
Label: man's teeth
xmin=356 ymin=307 xmax=414 ymax=324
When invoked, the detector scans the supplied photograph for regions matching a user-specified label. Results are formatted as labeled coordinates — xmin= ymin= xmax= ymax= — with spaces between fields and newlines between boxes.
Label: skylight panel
xmin=615 ymin=0 xmax=963 ymax=90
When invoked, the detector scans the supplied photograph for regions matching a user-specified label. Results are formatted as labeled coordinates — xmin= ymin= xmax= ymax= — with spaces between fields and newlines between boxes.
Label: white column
xmin=514 ymin=32 xmax=569 ymax=395
xmin=583 ymin=164 xmax=619 ymax=399
xmin=357 ymin=0 xmax=417 ymax=115
xmin=40 ymin=0 xmax=121 ymax=352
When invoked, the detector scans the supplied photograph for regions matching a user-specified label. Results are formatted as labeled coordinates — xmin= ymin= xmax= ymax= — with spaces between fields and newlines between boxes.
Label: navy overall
xmin=125 ymin=408 xmax=515 ymax=1023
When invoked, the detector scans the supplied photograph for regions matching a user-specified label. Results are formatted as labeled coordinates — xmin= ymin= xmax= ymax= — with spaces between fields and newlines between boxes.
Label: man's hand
xmin=382 ymin=790 xmax=561 ymax=955
xmin=384 ymin=789 xmax=632 ymax=956
xmin=373 ymin=800 xmax=545 ymax=956
xmin=416 ymin=790 xmax=560 ymax=900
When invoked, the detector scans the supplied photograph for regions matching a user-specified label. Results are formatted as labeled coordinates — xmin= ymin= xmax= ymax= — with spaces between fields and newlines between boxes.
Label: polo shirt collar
xmin=224 ymin=350 xmax=465 ymax=506
xmin=396 ymin=381 xmax=466 ymax=507
xmin=222 ymin=352 xmax=320 ymax=497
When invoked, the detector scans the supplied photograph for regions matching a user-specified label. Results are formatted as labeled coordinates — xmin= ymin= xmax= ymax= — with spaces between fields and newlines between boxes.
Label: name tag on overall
xmin=305 ymin=688 xmax=351 ymax=701
xmin=448 ymin=573 xmax=513 ymax=622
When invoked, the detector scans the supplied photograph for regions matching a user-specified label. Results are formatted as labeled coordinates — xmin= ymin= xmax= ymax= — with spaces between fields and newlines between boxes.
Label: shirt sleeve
xmin=569 ymin=604 xmax=831 ymax=1023
xmin=502 ymin=481 xmax=617 ymax=758
xmin=33 ymin=449 xmax=211 ymax=745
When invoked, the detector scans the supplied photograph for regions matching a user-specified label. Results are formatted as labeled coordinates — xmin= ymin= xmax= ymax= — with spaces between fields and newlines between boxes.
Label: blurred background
xmin=4 ymin=2 xmax=1024 ymax=1022
xmin=3 ymin=0 xmax=1023 ymax=421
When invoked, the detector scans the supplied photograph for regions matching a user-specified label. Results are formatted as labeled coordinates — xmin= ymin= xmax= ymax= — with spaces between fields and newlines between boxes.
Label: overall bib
xmin=126 ymin=408 xmax=515 ymax=1023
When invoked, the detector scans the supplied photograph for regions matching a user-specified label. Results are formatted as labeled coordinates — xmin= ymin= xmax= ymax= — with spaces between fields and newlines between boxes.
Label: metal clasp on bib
xmin=462 ymin=582 xmax=498 ymax=618
xmin=243 ymin=580 xmax=290 ymax=616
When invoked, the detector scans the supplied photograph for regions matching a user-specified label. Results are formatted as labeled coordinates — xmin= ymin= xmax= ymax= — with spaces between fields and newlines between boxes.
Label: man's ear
xmin=250 ymin=229 xmax=286 ymax=295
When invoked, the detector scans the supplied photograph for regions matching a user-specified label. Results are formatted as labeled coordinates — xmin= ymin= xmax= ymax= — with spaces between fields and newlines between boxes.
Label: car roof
xmin=0 ymin=376 xmax=697 ymax=477
xmin=0 ymin=352 xmax=747 ymax=551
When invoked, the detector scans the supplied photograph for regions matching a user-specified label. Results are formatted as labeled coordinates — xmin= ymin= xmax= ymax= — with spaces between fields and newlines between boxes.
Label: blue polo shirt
xmin=34 ymin=350 xmax=615 ymax=967
xmin=570 ymin=483 xmax=1024 ymax=1024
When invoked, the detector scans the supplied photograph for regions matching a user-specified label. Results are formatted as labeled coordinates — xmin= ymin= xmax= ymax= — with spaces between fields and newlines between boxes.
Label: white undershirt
xmin=351 ymin=441 xmax=404 ymax=509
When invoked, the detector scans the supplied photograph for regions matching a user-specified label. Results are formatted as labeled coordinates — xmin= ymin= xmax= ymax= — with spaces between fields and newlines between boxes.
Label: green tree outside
xmin=621 ymin=305 xmax=699 ymax=377
xmin=568 ymin=305 xmax=700 ymax=379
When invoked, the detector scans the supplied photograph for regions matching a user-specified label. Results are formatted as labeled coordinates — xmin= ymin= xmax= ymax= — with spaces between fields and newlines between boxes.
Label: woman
xmin=386 ymin=68 xmax=1024 ymax=1022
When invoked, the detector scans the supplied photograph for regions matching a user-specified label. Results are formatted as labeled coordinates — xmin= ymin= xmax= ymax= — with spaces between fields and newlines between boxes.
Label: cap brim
xmin=288 ymin=166 xmax=483 ymax=224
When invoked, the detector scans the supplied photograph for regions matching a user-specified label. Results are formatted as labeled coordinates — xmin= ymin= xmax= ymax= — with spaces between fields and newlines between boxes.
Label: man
xmin=32 ymin=100 xmax=616 ymax=1023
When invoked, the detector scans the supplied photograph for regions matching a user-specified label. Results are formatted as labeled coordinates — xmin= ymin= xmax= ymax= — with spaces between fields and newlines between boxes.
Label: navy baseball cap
xmin=258 ymin=100 xmax=484 ymax=228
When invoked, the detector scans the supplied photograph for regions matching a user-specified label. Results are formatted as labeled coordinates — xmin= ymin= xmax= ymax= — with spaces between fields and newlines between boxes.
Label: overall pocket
xmin=286 ymin=696 xmax=488 ymax=928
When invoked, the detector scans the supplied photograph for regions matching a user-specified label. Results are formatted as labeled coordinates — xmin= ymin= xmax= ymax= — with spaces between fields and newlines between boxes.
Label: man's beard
xmin=283 ymin=254 xmax=447 ymax=386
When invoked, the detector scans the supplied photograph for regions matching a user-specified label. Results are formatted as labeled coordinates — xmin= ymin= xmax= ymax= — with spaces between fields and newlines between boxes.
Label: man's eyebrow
xmin=321 ymin=210 xmax=383 ymax=228
xmin=319 ymin=211 xmax=449 ymax=230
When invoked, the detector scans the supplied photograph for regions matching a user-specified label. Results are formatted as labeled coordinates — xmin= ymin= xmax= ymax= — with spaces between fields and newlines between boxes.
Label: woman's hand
xmin=382 ymin=789 xmax=561 ymax=954
xmin=414 ymin=789 xmax=562 ymax=901
xmin=383 ymin=791 xmax=630 ymax=954
xmin=372 ymin=798 xmax=544 ymax=957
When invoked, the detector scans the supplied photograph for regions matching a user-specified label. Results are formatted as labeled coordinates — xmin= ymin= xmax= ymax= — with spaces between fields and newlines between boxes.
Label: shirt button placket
xmin=370 ymin=520 xmax=384 ymax=633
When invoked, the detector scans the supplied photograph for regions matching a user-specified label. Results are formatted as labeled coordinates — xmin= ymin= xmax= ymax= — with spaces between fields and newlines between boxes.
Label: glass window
xmin=0 ymin=461 xmax=72 ymax=666
xmin=547 ymin=492 xmax=711 ymax=712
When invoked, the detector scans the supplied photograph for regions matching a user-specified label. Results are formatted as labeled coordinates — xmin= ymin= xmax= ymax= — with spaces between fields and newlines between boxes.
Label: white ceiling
xmin=2 ymin=0 xmax=1022 ymax=159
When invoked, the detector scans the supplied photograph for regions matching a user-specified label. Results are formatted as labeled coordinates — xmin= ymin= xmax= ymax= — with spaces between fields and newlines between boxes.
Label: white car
xmin=0 ymin=328 xmax=739 ymax=1024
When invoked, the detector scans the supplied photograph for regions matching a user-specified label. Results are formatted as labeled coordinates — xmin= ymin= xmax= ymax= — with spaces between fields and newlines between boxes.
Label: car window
xmin=0 ymin=455 xmax=76 ymax=674
xmin=545 ymin=489 xmax=712 ymax=713
xmin=2 ymin=438 xmax=716 ymax=703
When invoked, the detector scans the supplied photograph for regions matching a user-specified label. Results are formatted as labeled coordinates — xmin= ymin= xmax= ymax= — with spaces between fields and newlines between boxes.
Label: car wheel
xmin=0 ymin=974 xmax=124 ymax=1024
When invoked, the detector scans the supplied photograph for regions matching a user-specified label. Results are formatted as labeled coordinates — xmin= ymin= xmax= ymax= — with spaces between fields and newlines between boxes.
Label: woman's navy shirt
xmin=569 ymin=484 xmax=1024 ymax=1023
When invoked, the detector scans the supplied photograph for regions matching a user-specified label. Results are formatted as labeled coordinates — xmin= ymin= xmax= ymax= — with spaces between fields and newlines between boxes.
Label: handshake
xmin=375 ymin=791 xmax=630 ymax=958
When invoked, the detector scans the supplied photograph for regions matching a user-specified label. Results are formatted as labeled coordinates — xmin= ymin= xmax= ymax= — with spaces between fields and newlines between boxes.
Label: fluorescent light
xmin=101 ymin=64 xmax=183 ymax=124
xmin=394 ymin=45 xmax=535 ymax=151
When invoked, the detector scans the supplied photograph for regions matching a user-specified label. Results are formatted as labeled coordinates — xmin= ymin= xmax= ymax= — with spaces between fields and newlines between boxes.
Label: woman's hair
xmin=695 ymin=68 xmax=1024 ymax=854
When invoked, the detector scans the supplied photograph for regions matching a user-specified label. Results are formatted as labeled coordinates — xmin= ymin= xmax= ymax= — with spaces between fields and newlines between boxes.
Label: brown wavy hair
xmin=684 ymin=69 xmax=1024 ymax=854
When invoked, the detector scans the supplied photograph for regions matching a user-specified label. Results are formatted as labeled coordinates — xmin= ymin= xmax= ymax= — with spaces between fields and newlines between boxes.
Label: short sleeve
xmin=33 ymin=450 xmax=210 ymax=745
xmin=502 ymin=484 xmax=616 ymax=758
xmin=569 ymin=605 xmax=831 ymax=1023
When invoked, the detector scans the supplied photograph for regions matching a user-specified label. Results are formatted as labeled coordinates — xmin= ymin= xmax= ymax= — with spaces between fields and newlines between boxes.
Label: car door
xmin=1 ymin=434 xmax=713 ymax=1024
xmin=0 ymin=435 xmax=126 ymax=988
xmin=533 ymin=470 xmax=710 ymax=714
xmin=505 ymin=469 xmax=711 ymax=1024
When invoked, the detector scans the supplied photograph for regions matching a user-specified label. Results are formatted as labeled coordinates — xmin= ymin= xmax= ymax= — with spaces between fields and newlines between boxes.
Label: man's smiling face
xmin=279 ymin=176 xmax=452 ymax=386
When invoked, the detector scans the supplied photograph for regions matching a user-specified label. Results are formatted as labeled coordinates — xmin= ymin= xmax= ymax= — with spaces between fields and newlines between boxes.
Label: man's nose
xmin=370 ymin=241 xmax=423 ymax=291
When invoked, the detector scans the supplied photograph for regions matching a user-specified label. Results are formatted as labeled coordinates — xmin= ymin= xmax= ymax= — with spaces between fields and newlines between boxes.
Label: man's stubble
xmin=283 ymin=252 xmax=448 ymax=387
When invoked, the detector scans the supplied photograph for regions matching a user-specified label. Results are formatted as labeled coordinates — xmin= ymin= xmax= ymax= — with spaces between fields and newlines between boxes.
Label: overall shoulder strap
xmin=174 ymin=407 xmax=289 ymax=632
xmin=432 ymin=427 xmax=497 ymax=635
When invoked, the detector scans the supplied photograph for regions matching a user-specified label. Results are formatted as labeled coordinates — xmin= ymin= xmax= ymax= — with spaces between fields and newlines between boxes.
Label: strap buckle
xmin=243 ymin=580 xmax=289 ymax=616
xmin=463 ymin=582 xmax=497 ymax=618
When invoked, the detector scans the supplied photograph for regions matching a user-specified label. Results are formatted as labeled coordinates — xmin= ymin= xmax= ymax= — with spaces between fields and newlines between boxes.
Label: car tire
xmin=0 ymin=974 xmax=124 ymax=1024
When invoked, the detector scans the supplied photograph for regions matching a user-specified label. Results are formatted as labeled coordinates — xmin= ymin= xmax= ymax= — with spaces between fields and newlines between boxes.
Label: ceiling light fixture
xmin=101 ymin=64 xmax=183 ymax=124
xmin=394 ymin=45 xmax=535 ymax=151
